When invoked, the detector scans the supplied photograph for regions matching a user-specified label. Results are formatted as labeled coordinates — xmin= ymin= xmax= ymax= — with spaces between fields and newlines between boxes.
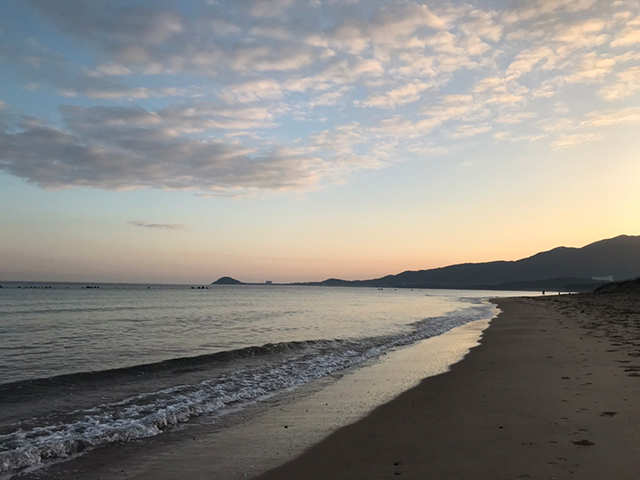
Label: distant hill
xmin=594 ymin=277 xmax=640 ymax=294
xmin=211 ymin=276 xmax=244 ymax=285
xmin=306 ymin=235 xmax=640 ymax=292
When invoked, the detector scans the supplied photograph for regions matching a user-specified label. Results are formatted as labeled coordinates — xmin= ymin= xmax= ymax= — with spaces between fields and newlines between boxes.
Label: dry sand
xmin=256 ymin=293 xmax=640 ymax=480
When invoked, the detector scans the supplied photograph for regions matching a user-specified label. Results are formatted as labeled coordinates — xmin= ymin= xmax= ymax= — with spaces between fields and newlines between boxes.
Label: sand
xmin=256 ymin=293 xmax=640 ymax=480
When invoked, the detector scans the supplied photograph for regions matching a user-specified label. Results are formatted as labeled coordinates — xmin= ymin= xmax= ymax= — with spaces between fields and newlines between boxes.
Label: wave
xmin=0 ymin=303 xmax=495 ymax=476
xmin=0 ymin=339 xmax=340 ymax=395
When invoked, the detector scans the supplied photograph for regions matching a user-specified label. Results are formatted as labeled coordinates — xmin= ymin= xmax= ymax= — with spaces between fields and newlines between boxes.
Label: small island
xmin=211 ymin=276 xmax=244 ymax=285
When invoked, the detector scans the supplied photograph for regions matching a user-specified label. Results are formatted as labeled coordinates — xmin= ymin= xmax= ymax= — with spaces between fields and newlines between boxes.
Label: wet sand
xmin=257 ymin=293 xmax=640 ymax=480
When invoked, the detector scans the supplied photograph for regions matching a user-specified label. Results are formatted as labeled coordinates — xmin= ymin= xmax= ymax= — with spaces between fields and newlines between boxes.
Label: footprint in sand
xmin=572 ymin=439 xmax=595 ymax=446
xmin=600 ymin=411 xmax=617 ymax=417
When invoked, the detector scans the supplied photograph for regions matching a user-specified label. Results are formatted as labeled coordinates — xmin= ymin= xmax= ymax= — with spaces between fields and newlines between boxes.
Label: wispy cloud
xmin=127 ymin=220 xmax=186 ymax=230
xmin=551 ymin=133 xmax=602 ymax=149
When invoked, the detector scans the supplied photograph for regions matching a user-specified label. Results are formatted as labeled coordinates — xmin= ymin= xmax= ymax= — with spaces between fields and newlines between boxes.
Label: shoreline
xmin=15 ymin=308 xmax=493 ymax=480
xmin=256 ymin=293 xmax=640 ymax=479
xmin=15 ymin=293 xmax=640 ymax=479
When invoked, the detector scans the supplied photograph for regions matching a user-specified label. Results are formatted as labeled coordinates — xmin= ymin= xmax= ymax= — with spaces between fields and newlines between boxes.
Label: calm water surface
xmin=2 ymin=283 xmax=464 ymax=384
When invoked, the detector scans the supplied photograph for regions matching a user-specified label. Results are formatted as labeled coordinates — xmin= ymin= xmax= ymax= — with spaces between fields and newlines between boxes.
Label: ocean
xmin=0 ymin=283 xmax=518 ymax=477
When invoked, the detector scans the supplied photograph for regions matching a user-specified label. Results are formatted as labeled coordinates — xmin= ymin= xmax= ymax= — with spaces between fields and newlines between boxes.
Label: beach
xmin=11 ymin=292 xmax=640 ymax=479
xmin=1 ymin=286 xmax=498 ymax=479
xmin=256 ymin=293 xmax=640 ymax=480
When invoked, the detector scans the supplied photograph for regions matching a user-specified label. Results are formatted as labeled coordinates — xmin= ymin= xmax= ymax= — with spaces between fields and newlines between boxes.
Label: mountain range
xmin=299 ymin=235 xmax=640 ymax=291
xmin=213 ymin=235 xmax=640 ymax=292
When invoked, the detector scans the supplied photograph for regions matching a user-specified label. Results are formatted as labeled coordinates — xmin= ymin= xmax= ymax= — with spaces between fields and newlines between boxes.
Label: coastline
xmin=256 ymin=293 xmax=640 ymax=479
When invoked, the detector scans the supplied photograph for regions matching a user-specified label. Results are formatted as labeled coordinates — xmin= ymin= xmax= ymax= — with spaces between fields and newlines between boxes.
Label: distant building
xmin=265 ymin=280 xmax=273 ymax=285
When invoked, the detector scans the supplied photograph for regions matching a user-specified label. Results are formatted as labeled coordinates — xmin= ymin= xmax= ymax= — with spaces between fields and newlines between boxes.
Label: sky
xmin=0 ymin=0 xmax=639 ymax=284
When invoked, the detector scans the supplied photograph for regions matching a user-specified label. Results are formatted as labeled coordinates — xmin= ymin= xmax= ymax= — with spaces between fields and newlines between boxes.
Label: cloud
xmin=493 ymin=131 xmax=546 ymax=142
xmin=458 ymin=9 xmax=503 ymax=42
xmin=551 ymin=132 xmax=602 ymax=149
xmin=24 ymin=0 xmax=319 ymax=77
xmin=27 ymin=1 xmax=185 ymax=46
xmin=219 ymin=79 xmax=284 ymax=104
xmin=360 ymin=81 xmax=432 ymax=108
xmin=422 ymin=97 xmax=489 ymax=124
xmin=160 ymin=104 xmax=276 ymax=131
xmin=559 ymin=53 xmax=618 ymax=84
xmin=599 ymin=66 xmax=640 ymax=100
xmin=494 ymin=111 xmax=537 ymax=124
xmin=128 ymin=220 xmax=186 ymax=230
xmin=611 ymin=16 xmax=640 ymax=47
xmin=205 ymin=19 xmax=242 ymax=36
xmin=91 ymin=63 xmax=133 ymax=76
xmin=0 ymin=36 xmax=196 ymax=100
xmin=506 ymin=46 xmax=557 ymax=79
xmin=58 ymin=86 xmax=194 ymax=100
xmin=472 ymin=77 xmax=528 ymax=104
xmin=502 ymin=0 xmax=596 ymax=24
xmin=0 ymin=0 xmax=639 ymax=196
xmin=375 ymin=116 xmax=441 ymax=138
xmin=0 ymin=107 xmax=331 ymax=193
xmin=538 ymin=118 xmax=578 ymax=132
xmin=304 ymin=57 xmax=384 ymax=89
xmin=583 ymin=107 xmax=640 ymax=127
xmin=446 ymin=124 xmax=492 ymax=139
xmin=309 ymin=122 xmax=366 ymax=155
xmin=248 ymin=0 xmax=294 ymax=19
xmin=368 ymin=2 xmax=445 ymax=45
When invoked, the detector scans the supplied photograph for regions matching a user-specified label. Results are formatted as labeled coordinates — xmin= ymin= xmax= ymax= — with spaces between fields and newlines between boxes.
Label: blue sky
xmin=1 ymin=0 xmax=639 ymax=283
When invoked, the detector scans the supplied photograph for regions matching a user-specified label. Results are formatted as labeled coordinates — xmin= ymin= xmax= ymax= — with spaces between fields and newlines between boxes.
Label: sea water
xmin=0 ymin=283 xmax=517 ymax=476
